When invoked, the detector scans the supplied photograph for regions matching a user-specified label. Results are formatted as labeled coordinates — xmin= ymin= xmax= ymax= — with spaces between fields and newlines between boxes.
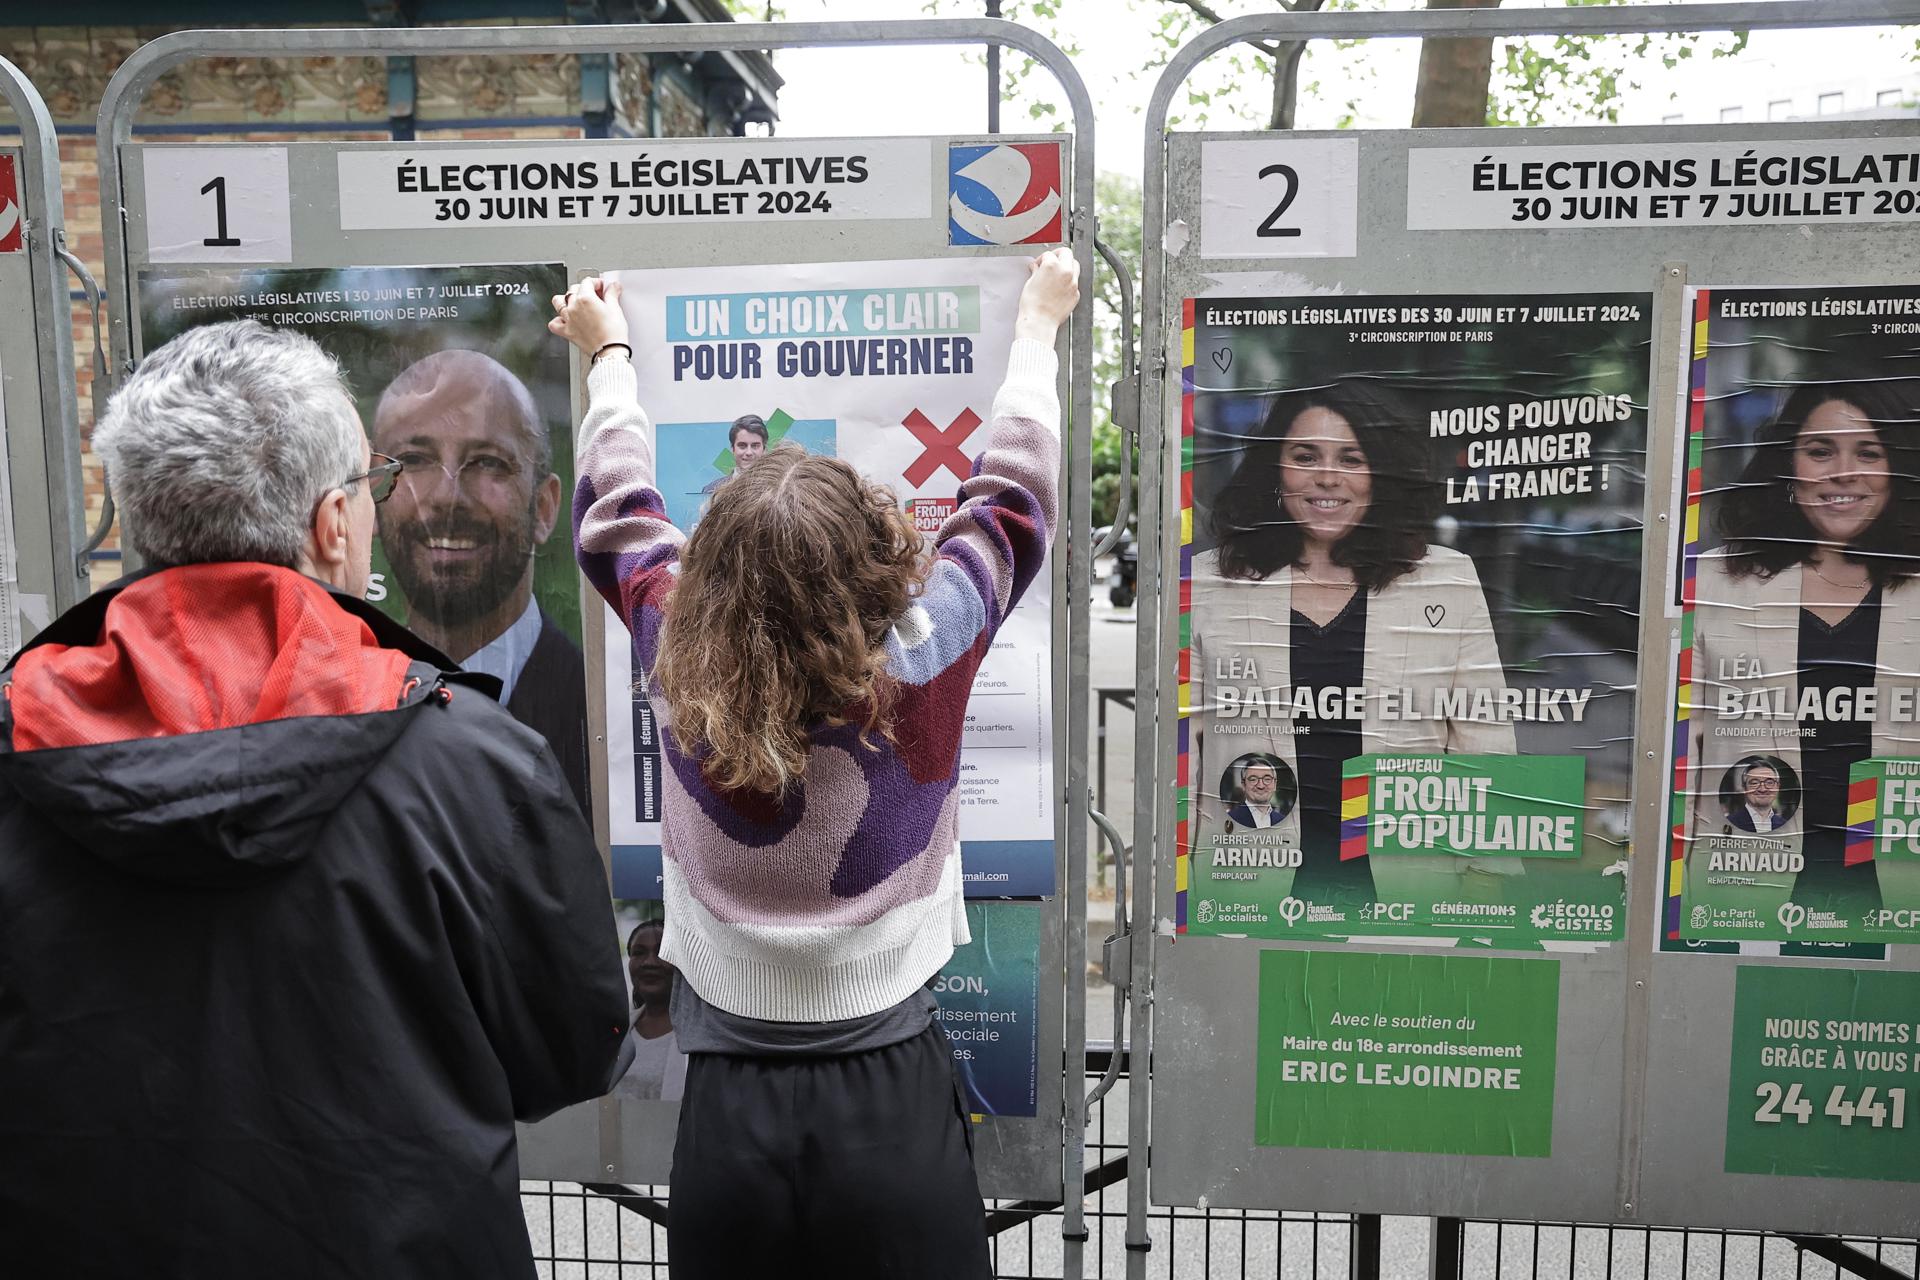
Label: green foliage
xmin=924 ymin=0 xmax=1750 ymax=132
xmin=1487 ymin=1 xmax=1749 ymax=128
xmin=909 ymin=0 xmax=1752 ymax=525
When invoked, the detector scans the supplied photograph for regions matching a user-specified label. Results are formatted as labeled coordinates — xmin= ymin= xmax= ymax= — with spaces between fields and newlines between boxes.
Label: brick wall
xmin=0 ymin=22 xmax=731 ymax=581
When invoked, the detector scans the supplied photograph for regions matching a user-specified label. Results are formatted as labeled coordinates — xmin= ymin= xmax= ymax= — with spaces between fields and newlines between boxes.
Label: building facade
xmin=1 ymin=1 xmax=779 ymax=577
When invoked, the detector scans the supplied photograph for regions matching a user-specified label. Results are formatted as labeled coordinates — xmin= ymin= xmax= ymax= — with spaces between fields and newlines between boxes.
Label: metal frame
xmin=1132 ymin=2 xmax=1920 ymax=1273
xmin=0 ymin=54 xmax=88 ymax=620
xmin=97 ymin=16 xmax=1101 ymax=1270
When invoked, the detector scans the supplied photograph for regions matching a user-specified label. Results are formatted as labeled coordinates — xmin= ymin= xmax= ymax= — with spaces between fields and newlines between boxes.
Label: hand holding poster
xmin=1181 ymin=295 xmax=1651 ymax=943
xmin=1669 ymin=285 xmax=1920 ymax=947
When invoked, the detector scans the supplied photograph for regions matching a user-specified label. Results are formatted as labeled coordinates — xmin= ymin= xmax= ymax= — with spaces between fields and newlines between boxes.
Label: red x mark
xmin=902 ymin=408 xmax=983 ymax=487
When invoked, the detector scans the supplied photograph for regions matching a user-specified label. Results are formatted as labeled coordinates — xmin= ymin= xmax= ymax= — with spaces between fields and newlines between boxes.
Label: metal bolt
xmin=606 ymin=1163 xmax=615 ymax=1173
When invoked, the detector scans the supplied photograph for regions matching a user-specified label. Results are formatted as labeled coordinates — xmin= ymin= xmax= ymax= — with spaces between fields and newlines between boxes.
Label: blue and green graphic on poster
xmin=935 ymin=902 xmax=1042 ymax=1118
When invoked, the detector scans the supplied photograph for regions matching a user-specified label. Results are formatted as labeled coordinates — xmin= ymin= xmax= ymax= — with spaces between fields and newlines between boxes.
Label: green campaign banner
xmin=1193 ymin=753 xmax=1617 ymax=942
xmin=1254 ymin=951 xmax=1559 ymax=1156
xmin=1726 ymin=966 xmax=1920 ymax=1183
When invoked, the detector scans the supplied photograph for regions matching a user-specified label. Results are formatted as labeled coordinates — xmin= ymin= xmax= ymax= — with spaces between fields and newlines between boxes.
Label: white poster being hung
xmin=601 ymin=255 xmax=1055 ymax=900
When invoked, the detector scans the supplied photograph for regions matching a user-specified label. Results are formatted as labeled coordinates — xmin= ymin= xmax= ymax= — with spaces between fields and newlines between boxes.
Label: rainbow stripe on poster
xmin=1175 ymin=298 xmax=1196 ymax=934
xmin=1338 ymin=773 xmax=1371 ymax=862
xmin=1846 ymin=773 xmax=1880 ymax=868
xmin=1664 ymin=288 xmax=1713 ymax=940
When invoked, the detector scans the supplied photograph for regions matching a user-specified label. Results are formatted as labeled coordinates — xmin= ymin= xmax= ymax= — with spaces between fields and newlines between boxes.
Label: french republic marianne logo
xmin=948 ymin=142 xmax=1064 ymax=246
xmin=0 ymin=157 xmax=23 ymax=254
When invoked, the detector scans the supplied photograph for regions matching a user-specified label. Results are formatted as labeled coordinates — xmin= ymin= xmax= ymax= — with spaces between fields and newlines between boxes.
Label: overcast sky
xmin=756 ymin=1 xmax=1918 ymax=178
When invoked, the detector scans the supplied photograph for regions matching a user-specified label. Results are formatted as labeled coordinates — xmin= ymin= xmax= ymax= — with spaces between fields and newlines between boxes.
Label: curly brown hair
xmin=654 ymin=445 xmax=926 ymax=797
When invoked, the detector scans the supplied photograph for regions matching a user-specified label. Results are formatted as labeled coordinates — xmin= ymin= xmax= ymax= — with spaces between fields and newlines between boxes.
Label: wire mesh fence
xmin=520 ymin=1052 xmax=1916 ymax=1280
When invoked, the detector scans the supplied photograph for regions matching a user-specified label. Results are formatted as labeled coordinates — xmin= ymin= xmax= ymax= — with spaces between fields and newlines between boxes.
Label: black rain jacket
xmin=0 ymin=563 xmax=629 ymax=1278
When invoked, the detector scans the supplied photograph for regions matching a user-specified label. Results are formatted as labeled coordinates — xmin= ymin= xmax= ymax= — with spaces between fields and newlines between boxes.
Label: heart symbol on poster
xmin=1424 ymin=604 xmax=1445 ymax=628
xmin=1210 ymin=349 xmax=1232 ymax=373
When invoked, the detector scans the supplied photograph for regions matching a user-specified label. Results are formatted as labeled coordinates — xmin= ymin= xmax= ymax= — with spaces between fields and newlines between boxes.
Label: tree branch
xmin=1262 ymin=0 xmax=1326 ymax=129
xmin=1161 ymin=0 xmax=1282 ymax=58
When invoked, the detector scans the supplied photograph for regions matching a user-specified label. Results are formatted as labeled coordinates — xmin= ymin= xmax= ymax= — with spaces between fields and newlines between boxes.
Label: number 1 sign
xmin=143 ymin=147 xmax=293 ymax=265
xmin=1199 ymin=138 xmax=1359 ymax=259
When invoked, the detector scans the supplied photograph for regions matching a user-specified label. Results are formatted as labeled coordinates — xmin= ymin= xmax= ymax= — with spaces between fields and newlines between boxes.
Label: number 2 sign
xmin=1200 ymin=138 xmax=1359 ymax=260
xmin=142 ymin=146 xmax=293 ymax=265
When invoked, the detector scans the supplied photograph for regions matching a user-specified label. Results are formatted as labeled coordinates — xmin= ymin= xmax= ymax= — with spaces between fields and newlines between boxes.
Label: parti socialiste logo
xmin=948 ymin=142 xmax=1064 ymax=246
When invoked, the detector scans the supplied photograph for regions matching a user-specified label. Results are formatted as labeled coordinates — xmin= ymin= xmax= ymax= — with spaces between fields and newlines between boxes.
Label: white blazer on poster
xmin=1190 ymin=542 xmax=1517 ymax=848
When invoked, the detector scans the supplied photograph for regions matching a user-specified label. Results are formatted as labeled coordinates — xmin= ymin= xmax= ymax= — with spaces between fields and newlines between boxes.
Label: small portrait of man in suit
xmin=700 ymin=414 xmax=770 ymax=496
xmin=1720 ymin=755 xmax=1798 ymax=834
xmin=1221 ymin=754 xmax=1298 ymax=832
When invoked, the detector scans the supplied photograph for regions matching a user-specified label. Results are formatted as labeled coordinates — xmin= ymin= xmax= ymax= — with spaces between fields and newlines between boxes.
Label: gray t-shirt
xmin=671 ymin=973 xmax=936 ymax=1057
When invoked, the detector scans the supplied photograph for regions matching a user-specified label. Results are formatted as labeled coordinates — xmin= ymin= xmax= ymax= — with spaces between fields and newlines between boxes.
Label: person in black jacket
xmin=0 ymin=319 xmax=630 ymax=1279
xmin=372 ymin=348 xmax=591 ymax=812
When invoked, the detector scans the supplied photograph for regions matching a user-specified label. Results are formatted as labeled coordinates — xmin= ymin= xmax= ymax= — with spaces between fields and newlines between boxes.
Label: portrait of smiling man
xmin=700 ymin=412 xmax=771 ymax=498
xmin=373 ymin=348 xmax=590 ymax=811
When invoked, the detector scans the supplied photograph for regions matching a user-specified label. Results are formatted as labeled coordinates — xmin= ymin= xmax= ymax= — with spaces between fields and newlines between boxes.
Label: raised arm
xmin=931 ymin=248 xmax=1079 ymax=635
xmin=553 ymin=277 xmax=683 ymax=671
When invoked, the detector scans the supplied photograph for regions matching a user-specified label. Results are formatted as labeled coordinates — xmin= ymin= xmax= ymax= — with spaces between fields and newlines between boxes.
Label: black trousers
xmin=668 ymin=1024 xmax=992 ymax=1280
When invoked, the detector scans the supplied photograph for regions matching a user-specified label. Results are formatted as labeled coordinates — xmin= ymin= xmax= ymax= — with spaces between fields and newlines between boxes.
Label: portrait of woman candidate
xmin=1715 ymin=755 xmax=1799 ymax=835
xmin=1190 ymin=378 xmax=1514 ymax=910
xmin=1688 ymin=378 xmax=1920 ymax=914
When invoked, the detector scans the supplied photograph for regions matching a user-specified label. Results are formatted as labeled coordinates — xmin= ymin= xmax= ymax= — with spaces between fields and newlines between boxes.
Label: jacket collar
xmin=7 ymin=564 xmax=464 ymax=675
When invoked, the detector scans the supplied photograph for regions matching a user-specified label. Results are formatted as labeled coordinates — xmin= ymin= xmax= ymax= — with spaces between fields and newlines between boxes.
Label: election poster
xmin=936 ymin=902 xmax=1043 ymax=1119
xmin=1255 ymin=951 xmax=1560 ymax=1156
xmin=1667 ymin=284 xmax=1920 ymax=949
xmin=1725 ymin=966 xmax=1920 ymax=1184
xmin=603 ymin=255 xmax=1056 ymax=901
xmin=137 ymin=264 xmax=590 ymax=813
xmin=1180 ymin=294 xmax=1652 ymax=944
xmin=608 ymin=899 xmax=1041 ymax=1119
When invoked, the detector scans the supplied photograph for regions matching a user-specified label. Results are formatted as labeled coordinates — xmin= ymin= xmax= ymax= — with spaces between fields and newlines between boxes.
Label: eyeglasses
xmin=392 ymin=451 xmax=527 ymax=495
xmin=344 ymin=452 xmax=404 ymax=504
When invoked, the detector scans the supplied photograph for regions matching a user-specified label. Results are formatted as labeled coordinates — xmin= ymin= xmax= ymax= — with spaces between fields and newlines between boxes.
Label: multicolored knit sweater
xmin=574 ymin=342 xmax=1059 ymax=1021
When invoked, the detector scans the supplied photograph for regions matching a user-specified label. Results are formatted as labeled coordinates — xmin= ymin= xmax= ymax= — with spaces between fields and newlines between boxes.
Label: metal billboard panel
xmin=112 ymin=125 xmax=1081 ymax=1200
xmin=1143 ymin=112 xmax=1920 ymax=1235
xmin=0 ymin=55 xmax=89 ymax=649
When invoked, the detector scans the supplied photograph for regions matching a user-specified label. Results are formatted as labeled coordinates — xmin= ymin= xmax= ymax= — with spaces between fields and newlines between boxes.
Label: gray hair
xmin=95 ymin=319 xmax=364 ymax=569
